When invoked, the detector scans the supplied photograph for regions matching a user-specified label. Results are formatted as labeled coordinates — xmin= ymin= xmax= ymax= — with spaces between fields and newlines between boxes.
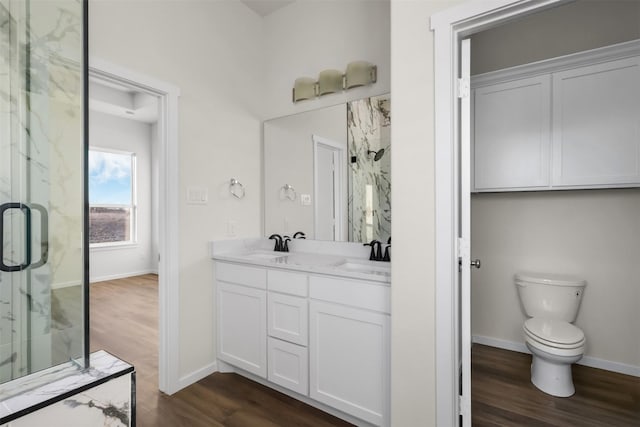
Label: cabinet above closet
xmin=472 ymin=40 xmax=640 ymax=193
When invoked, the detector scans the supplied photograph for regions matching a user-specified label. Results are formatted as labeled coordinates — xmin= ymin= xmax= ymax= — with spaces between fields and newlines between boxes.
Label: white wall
xmin=471 ymin=190 xmax=640 ymax=371
xmin=263 ymin=0 xmax=390 ymax=119
xmin=90 ymin=0 xmax=264 ymax=380
xmin=89 ymin=111 xmax=154 ymax=282
xmin=150 ymin=123 xmax=159 ymax=273
xmin=263 ymin=104 xmax=346 ymax=239
xmin=390 ymin=0 xmax=465 ymax=425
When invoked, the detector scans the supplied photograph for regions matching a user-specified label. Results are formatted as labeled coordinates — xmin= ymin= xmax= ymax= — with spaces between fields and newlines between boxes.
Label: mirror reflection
xmin=264 ymin=94 xmax=391 ymax=242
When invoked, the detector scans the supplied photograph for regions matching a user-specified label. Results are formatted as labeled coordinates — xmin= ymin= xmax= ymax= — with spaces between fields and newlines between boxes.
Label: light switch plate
xmin=187 ymin=186 xmax=208 ymax=205
xmin=300 ymin=194 xmax=311 ymax=206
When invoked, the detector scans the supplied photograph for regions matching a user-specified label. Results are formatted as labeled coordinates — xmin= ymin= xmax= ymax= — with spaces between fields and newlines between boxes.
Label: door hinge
xmin=457 ymin=237 xmax=470 ymax=258
xmin=458 ymin=394 xmax=470 ymax=417
xmin=457 ymin=78 xmax=470 ymax=99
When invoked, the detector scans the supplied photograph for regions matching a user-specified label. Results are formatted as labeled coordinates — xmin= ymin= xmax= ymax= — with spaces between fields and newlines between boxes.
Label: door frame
xmin=312 ymin=135 xmax=346 ymax=241
xmin=430 ymin=0 xmax=567 ymax=425
xmin=88 ymin=58 xmax=181 ymax=394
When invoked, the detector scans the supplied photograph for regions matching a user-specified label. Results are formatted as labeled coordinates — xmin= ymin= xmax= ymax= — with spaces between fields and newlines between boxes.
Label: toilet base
xmin=530 ymin=353 xmax=577 ymax=397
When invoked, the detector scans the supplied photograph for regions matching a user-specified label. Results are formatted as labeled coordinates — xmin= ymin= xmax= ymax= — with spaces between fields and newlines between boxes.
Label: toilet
xmin=515 ymin=272 xmax=586 ymax=397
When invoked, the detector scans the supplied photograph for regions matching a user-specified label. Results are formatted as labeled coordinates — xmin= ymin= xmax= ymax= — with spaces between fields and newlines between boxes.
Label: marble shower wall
xmin=347 ymin=95 xmax=391 ymax=243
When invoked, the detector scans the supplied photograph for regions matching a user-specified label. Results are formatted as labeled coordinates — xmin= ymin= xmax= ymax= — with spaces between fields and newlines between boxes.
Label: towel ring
xmin=281 ymin=184 xmax=296 ymax=201
xmin=230 ymin=178 xmax=245 ymax=199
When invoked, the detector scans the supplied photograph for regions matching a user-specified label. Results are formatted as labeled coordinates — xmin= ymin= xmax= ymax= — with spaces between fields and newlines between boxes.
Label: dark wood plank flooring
xmin=472 ymin=344 xmax=640 ymax=426
xmin=89 ymin=275 xmax=352 ymax=427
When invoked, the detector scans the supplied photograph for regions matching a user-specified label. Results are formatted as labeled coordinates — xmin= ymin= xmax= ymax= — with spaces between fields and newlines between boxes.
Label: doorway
xmin=432 ymin=0 xmax=640 ymax=425
xmin=88 ymin=60 xmax=181 ymax=394
xmin=313 ymin=135 xmax=345 ymax=241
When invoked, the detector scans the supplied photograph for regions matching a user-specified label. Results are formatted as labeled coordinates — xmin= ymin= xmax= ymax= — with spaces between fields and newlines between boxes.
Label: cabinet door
xmin=473 ymin=75 xmax=551 ymax=191
xmin=217 ymin=282 xmax=267 ymax=378
xmin=268 ymin=292 xmax=308 ymax=346
xmin=552 ymin=56 xmax=640 ymax=187
xmin=268 ymin=337 xmax=308 ymax=396
xmin=309 ymin=301 xmax=390 ymax=426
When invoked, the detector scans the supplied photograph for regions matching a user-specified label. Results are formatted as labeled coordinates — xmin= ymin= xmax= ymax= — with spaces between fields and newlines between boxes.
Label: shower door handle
xmin=30 ymin=204 xmax=49 ymax=269
xmin=0 ymin=202 xmax=32 ymax=272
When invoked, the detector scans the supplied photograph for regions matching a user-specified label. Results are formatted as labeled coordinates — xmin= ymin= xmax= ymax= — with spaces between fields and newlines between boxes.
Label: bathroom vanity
xmin=211 ymin=239 xmax=390 ymax=427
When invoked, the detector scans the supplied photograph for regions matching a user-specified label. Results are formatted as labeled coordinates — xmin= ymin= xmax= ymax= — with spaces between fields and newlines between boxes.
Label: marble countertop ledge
xmin=0 ymin=350 xmax=133 ymax=423
xmin=210 ymin=238 xmax=391 ymax=284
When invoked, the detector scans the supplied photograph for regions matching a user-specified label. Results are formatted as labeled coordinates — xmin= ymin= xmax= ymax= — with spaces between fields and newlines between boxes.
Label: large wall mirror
xmin=264 ymin=94 xmax=390 ymax=242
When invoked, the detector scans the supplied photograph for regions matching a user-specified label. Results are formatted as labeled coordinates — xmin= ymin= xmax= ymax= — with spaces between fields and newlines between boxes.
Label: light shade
xmin=292 ymin=77 xmax=317 ymax=102
xmin=317 ymin=69 xmax=344 ymax=96
xmin=345 ymin=61 xmax=377 ymax=89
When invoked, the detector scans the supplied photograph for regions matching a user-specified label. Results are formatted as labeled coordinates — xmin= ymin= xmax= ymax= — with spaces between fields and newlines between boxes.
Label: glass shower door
xmin=0 ymin=0 xmax=86 ymax=383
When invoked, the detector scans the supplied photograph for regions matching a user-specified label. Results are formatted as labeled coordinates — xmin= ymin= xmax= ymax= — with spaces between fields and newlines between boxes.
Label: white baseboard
xmin=177 ymin=361 xmax=217 ymax=391
xmin=473 ymin=335 xmax=640 ymax=377
xmin=90 ymin=269 xmax=157 ymax=284
xmin=52 ymin=280 xmax=82 ymax=290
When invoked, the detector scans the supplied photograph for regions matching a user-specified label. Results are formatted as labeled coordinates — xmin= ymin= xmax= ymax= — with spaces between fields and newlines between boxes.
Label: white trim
xmin=89 ymin=269 xmax=157 ymax=284
xmin=312 ymin=135 xmax=346 ymax=242
xmin=430 ymin=1 xmax=568 ymax=425
xmin=177 ymin=361 xmax=218 ymax=390
xmin=472 ymin=335 xmax=640 ymax=378
xmin=89 ymin=242 xmax=139 ymax=252
xmin=472 ymin=39 xmax=640 ymax=87
xmin=89 ymin=57 xmax=181 ymax=395
xmin=52 ymin=280 xmax=82 ymax=290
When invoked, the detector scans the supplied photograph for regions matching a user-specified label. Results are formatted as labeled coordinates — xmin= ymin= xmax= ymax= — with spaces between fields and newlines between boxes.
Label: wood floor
xmin=89 ymin=275 xmax=352 ymax=427
xmin=91 ymin=275 xmax=639 ymax=426
xmin=472 ymin=344 xmax=640 ymax=426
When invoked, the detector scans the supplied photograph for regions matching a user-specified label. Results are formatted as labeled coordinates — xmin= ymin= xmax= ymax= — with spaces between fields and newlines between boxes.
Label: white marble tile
xmin=0 ymin=351 xmax=133 ymax=424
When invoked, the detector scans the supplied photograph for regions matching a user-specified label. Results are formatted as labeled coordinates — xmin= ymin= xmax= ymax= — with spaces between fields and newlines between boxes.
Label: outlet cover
xmin=300 ymin=194 xmax=311 ymax=206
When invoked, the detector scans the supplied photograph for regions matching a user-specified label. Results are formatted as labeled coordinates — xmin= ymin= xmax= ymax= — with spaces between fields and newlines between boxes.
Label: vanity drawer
xmin=309 ymin=276 xmax=390 ymax=314
xmin=268 ymin=269 xmax=308 ymax=296
xmin=268 ymin=337 xmax=309 ymax=396
xmin=216 ymin=262 xmax=267 ymax=289
xmin=268 ymin=292 xmax=308 ymax=346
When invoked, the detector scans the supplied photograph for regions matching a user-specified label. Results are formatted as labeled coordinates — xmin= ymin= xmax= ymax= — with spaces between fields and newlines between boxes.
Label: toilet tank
xmin=515 ymin=272 xmax=586 ymax=322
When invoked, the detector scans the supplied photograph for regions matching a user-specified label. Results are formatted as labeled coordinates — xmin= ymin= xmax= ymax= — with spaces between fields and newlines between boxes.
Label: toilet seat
xmin=524 ymin=318 xmax=585 ymax=349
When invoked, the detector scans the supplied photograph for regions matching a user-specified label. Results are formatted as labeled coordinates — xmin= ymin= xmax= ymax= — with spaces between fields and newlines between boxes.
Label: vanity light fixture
xmin=292 ymin=61 xmax=378 ymax=103
xmin=292 ymin=77 xmax=317 ymax=103
xmin=317 ymin=69 xmax=343 ymax=96
xmin=345 ymin=61 xmax=377 ymax=89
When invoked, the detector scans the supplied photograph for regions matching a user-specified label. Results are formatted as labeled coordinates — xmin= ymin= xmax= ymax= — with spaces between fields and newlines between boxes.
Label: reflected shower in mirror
xmin=263 ymin=94 xmax=390 ymax=242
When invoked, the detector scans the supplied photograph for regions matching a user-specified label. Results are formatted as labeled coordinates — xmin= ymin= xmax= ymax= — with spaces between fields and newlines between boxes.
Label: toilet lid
xmin=524 ymin=318 xmax=585 ymax=347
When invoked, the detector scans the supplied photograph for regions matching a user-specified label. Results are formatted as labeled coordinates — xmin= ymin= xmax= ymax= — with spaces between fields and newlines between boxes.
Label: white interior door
xmin=458 ymin=37 xmax=472 ymax=427
xmin=313 ymin=135 xmax=345 ymax=241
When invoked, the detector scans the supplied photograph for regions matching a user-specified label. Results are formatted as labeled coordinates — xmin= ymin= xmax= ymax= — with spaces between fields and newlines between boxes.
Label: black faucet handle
xmin=269 ymin=234 xmax=282 ymax=252
xmin=383 ymin=244 xmax=391 ymax=262
xmin=293 ymin=231 xmax=306 ymax=239
xmin=364 ymin=240 xmax=381 ymax=261
xmin=283 ymin=237 xmax=291 ymax=252
xmin=375 ymin=242 xmax=383 ymax=261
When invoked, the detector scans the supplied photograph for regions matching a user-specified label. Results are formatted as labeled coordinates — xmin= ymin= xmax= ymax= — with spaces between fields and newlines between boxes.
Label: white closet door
xmin=552 ymin=56 xmax=640 ymax=187
xmin=473 ymin=75 xmax=551 ymax=191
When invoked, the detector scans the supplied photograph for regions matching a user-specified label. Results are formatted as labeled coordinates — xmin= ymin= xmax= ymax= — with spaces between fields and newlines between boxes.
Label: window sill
xmin=90 ymin=242 xmax=139 ymax=252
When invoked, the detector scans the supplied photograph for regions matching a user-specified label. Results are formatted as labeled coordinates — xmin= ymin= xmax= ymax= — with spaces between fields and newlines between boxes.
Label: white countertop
xmin=210 ymin=239 xmax=391 ymax=284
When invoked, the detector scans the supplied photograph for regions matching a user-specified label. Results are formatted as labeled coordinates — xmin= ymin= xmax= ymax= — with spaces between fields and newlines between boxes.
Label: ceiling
xmin=240 ymin=0 xmax=295 ymax=17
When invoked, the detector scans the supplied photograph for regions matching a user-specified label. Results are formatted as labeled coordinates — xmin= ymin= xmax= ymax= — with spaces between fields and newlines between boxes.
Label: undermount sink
xmin=336 ymin=261 xmax=391 ymax=276
xmin=244 ymin=251 xmax=288 ymax=260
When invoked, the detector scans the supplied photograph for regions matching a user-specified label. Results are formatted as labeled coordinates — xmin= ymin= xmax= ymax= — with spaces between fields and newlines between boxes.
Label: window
xmin=89 ymin=148 xmax=136 ymax=245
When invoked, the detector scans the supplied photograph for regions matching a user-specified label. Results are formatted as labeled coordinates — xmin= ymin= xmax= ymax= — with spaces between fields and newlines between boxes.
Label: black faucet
xmin=282 ymin=236 xmax=291 ymax=252
xmin=269 ymin=234 xmax=282 ymax=252
xmin=364 ymin=240 xmax=383 ymax=261
xmin=383 ymin=244 xmax=391 ymax=262
xmin=293 ymin=231 xmax=306 ymax=239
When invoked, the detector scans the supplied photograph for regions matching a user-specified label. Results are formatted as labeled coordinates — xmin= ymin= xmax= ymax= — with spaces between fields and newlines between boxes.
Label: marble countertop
xmin=211 ymin=239 xmax=391 ymax=284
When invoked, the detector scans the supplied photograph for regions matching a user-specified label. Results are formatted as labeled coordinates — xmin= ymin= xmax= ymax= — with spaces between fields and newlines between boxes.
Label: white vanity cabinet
xmin=216 ymin=262 xmax=267 ymax=378
xmin=472 ymin=42 xmax=640 ymax=192
xmin=473 ymin=75 xmax=551 ymax=191
xmin=551 ymin=56 xmax=640 ymax=187
xmin=309 ymin=276 xmax=390 ymax=427
xmin=266 ymin=269 xmax=309 ymax=395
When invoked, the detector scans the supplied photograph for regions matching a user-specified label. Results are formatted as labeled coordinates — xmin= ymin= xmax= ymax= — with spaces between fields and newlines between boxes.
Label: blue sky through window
xmin=89 ymin=150 xmax=132 ymax=205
